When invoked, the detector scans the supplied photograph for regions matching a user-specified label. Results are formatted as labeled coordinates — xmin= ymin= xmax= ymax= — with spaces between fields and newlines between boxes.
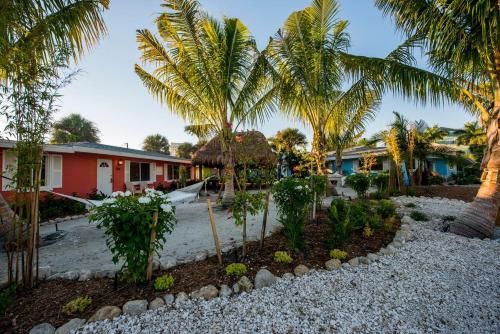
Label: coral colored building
xmin=0 ymin=140 xmax=194 ymax=198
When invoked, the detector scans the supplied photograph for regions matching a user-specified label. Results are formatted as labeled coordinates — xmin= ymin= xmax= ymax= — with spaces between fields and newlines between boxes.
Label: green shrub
xmin=368 ymin=213 xmax=382 ymax=230
xmin=62 ymin=296 xmax=92 ymax=315
xmin=274 ymin=251 xmax=293 ymax=264
xmin=39 ymin=193 xmax=86 ymax=221
xmin=272 ymin=177 xmax=313 ymax=251
xmin=428 ymin=175 xmax=444 ymax=185
xmin=384 ymin=216 xmax=396 ymax=232
xmin=0 ymin=285 xmax=16 ymax=317
xmin=327 ymin=199 xmax=352 ymax=248
xmin=154 ymin=274 xmax=175 ymax=291
xmin=225 ymin=263 xmax=247 ymax=276
xmin=346 ymin=173 xmax=370 ymax=198
xmin=347 ymin=202 xmax=369 ymax=230
xmin=363 ymin=224 xmax=374 ymax=238
xmin=377 ymin=199 xmax=396 ymax=219
xmin=329 ymin=249 xmax=348 ymax=260
xmin=404 ymin=202 xmax=416 ymax=208
xmin=370 ymin=172 xmax=389 ymax=193
xmin=410 ymin=210 xmax=429 ymax=221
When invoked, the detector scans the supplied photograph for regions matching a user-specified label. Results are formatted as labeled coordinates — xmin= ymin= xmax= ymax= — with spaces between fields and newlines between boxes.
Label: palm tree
xmin=0 ymin=0 xmax=109 ymax=79
xmin=50 ymin=113 xmax=100 ymax=143
xmin=374 ymin=0 xmax=499 ymax=238
xmin=142 ymin=134 xmax=170 ymax=154
xmin=135 ymin=0 xmax=275 ymax=205
xmin=176 ymin=142 xmax=196 ymax=159
xmin=266 ymin=0 xmax=380 ymax=174
xmin=457 ymin=122 xmax=487 ymax=146
xmin=269 ymin=128 xmax=307 ymax=154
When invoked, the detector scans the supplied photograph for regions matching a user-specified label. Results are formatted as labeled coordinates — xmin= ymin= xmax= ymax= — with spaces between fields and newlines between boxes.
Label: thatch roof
xmin=192 ymin=130 xmax=277 ymax=167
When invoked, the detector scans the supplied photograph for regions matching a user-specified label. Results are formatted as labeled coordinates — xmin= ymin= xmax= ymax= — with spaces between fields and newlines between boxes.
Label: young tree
xmin=135 ymin=0 xmax=275 ymax=206
xmin=142 ymin=134 xmax=170 ymax=154
xmin=50 ymin=113 xmax=100 ymax=143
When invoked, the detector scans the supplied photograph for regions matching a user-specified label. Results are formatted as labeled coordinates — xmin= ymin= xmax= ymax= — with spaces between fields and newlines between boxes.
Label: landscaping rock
xmin=294 ymin=265 xmax=309 ymax=277
xmin=149 ymin=298 xmax=165 ymax=310
xmin=194 ymin=251 xmax=208 ymax=262
xmin=38 ymin=266 xmax=52 ymax=280
xmin=88 ymin=306 xmax=122 ymax=322
xmin=325 ymin=259 xmax=341 ymax=271
xmin=392 ymin=241 xmax=403 ymax=249
xmin=29 ymin=323 xmax=55 ymax=334
xmin=359 ymin=256 xmax=370 ymax=265
xmin=175 ymin=292 xmax=188 ymax=306
xmin=78 ymin=270 xmax=92 ymax=281
xmin=232 ymin=283 xmax=240 ymax=294
xmin=341 ymin=262 xmax=350 ymax=268
xmin=348 ymin=257 xmax=359 ymax=267
xmin=367 ymin=253 xmax=379 ymax=262
xmin=237 ymin=276 xmax=253 ymax=292
xmin=63 ymin=271 xmax=79 ymax=280
xmin=401 ymin=215 xmax=414 ymax=225
xmin=254 ymin=269 xmax=277 ymax=289
xmin=55 ymin=318 xmax=86 ymax=334
xmin=219 ymin=285 xmax=232 ymax=298
xmin=163 ymin=294 xmax=175 ymax=306
xmin=123 ymin=300 xmax=148 ymax=316
xmin=160 ymin=259 xmax=177 ymax=270
xmin=198 ymin=285 xmax=219 ymax=299
xmin=282 ymin=272 xmax=295 ymax=280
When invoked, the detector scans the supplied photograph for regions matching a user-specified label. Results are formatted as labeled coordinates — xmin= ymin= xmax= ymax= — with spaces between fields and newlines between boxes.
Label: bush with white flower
xmin=89 ymin=189 xmax=176 ymax=282
xmin=272 ymin=177 xmax=313 ymax=251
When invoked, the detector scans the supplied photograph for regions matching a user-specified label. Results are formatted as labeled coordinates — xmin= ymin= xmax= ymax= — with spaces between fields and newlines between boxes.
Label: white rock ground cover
xmin=78 ymin=197 xmax=500 ymax=334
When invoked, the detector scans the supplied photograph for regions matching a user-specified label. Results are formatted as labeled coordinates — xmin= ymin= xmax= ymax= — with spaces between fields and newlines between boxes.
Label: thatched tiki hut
xmin=192 ymin=130 xmax=277 ymax=201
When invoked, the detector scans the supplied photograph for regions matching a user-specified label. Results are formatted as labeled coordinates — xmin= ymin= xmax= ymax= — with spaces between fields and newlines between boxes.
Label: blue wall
xmin=434 ymin=159 xmax=449 ymax=177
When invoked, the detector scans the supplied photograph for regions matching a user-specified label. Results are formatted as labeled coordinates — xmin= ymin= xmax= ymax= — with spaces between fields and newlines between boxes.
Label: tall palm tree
xmin=269 ymin=128 xmax=307 ymax=154
xmin=135 ymin=0 xmax=275 ymax=205
xmin=142 ymin=134 xmax=170 ymax=154
xmin=50 ymin=113 xmax=100 ymax=143
xmin=457 ymin=122 xmax=487 ymax=146
xmin=0 ymin=0 xmax=109 ymax=78
xmin=375 ymin=0 xmax=499 ymax=238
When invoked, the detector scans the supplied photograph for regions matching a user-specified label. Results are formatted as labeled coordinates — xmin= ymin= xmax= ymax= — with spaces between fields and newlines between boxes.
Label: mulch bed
xmin=413 ymin=185 xmax=479 ymax=202
xmin=1 ymin=211 xmax=399 ymax=333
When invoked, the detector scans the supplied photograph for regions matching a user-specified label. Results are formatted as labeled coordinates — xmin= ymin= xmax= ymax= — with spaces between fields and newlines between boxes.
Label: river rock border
xmin=29 ymin=213 xmax=417 ymax=333
xmin=40 ymin=212 xmax=90 ymax=227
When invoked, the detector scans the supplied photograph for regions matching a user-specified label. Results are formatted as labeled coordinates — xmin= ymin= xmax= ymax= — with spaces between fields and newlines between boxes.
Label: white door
xmin=97 ymin=159 xmax=113 ymax=195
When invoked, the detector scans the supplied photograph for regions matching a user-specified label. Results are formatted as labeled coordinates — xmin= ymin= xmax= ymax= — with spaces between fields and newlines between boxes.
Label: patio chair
xmin=125 ymin=182 xmax=142 ymax=195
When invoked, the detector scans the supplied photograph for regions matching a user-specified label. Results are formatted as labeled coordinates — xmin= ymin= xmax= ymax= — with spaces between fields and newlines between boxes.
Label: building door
xmin=97 ymin=159 xmax=113 ymax=195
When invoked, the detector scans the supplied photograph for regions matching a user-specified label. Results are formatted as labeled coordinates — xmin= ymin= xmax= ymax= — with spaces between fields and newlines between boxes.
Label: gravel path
xmin=79 ymin=197 xmax=500 ymax=334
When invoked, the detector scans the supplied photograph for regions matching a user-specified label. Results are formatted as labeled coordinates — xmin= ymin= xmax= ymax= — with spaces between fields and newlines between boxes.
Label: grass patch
xmin=0 ymin=285 xmax=16 ymax=317
xmin=405 ymin=203 xmax=416 ymax=208
xmin=410 ymin=210 xmax=429 ymax=221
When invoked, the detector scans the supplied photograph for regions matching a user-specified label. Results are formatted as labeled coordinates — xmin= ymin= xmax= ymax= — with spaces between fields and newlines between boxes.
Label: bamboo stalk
xmin=259 ymin=191 xmax=270 ymax=250
xmin=207 ymin=199 xmax=223 ymax=264
xmin=146 ymin=211 xmax=158 ymax=282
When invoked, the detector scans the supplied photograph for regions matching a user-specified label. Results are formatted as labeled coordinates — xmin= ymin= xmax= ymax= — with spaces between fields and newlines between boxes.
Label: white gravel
xmin=79 ymin=197 xmax=500 ymax=334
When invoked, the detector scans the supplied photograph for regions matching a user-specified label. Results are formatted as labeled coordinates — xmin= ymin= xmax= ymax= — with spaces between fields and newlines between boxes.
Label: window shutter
xmin=2 ymin=150 xmax=17 ymax=191
xmin=150 ymin=163 xmax=155 ymax=182
xmin=49 ymin=155 xmax=63 ymax=188
xmin=125 ymin=160 xmax=130 ymax=182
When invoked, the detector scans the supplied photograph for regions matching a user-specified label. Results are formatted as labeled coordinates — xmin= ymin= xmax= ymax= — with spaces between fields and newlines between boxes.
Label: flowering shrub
xmin=329 ymin=249 xmax=348 ymax=260
xmin=89 ymin=189 xmax=176 ymax=282
xmin=272 ymin=177 xmax=313 ymax=251
xmin=154 ymin=274 xmax=175 ymax=291
xmin=225 ymin=263 xmax=247 ymax=276
xmin=62 ymin=296 xmax=92 ymax=315
xmin=274 ymin=251 xmax=293 ymax=264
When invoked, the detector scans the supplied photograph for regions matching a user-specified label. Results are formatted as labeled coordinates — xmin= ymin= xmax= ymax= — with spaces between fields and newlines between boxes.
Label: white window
xmin=127 ymin=162 xmax=153 ymax=182
xmin=164 ymin=164 xmax=180 ymax=181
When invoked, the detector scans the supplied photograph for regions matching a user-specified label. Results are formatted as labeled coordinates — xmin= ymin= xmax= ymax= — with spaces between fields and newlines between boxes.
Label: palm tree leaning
xmin=50 ymin=113 xmax=101 ymax=143
xmin=135 ymin=0 xmax=275 ymax=205
xmin=375 ymin=0 xmax=499 ymax=238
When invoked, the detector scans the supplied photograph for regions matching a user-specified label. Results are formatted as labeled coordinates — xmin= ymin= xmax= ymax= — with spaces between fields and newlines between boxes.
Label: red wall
xmin=0 ymin=148 xmax=193 ymax=199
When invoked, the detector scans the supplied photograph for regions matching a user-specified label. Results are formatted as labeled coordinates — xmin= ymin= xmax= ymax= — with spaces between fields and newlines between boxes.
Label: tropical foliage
xmin=135 ymin=0 xmax=275 ymax=205
xmin=142 ymin=134 xmax=170 ymax=154
xmin=50 ymin=113 xmax=100 ymax=143
xmin=456 ymin=122 xmax=487 ymax=146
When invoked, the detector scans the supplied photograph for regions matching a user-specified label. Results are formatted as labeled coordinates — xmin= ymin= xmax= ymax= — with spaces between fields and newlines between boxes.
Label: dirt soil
xmin=413 ymin=185 xmax=479 ymax=202
xmin=1 ymin=211 xmax=399 ymax=334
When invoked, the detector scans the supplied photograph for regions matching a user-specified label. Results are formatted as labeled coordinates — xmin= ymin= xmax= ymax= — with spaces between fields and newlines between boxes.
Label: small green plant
xmin=363 ymin=224 xmax=374 ymax=238
xmin=384 ymin=216 xmax=396 ymax=232
xmin=405 ymin=202 xmax=416 ymax=208
xmin=225 ymin=263 xmax=247 ymax=276
xmin=154 ymin=274 xmax=175 ymax=291
xmin=274 ymin=251 xmax=293 ymax=264
xmin=329 ymin=249 xmax=348 ymax=260
xmin=0 ymin=285 xmax=16 ymax=317
xmin=377 ymin=199 xmax=396 ymax=219
xmin=410 ymin=210 xmax=429 ymax=221
xmin=346 ymin=173 xmax=370 ymax=198
xmin=62 ymin=296 xmax=92 ymax=315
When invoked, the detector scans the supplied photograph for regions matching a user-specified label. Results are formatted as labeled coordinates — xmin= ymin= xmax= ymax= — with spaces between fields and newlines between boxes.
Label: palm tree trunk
xmin=336 ymin=150 xmax=343 ymax=175
xmin=222 ymin=144 xmax=235 ymax=207
xmin=312 ymin=132 xmax=326 ymax=174
xmin=450 ymin=84 xmax=500 ymax=238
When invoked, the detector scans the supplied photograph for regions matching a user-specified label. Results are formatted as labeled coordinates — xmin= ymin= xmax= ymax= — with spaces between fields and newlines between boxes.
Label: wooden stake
xmin=146 ymin=211 xmax=158 ymax=281
xmin=207 ymin=199 xmax=223 ymax=265
xmin=260 ymin=191 xmax=270 ymax=250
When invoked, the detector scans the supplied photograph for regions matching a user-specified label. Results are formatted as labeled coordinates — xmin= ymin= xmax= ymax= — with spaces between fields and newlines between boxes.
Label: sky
xmin=57 ymin=0 xmax=475 ymax=150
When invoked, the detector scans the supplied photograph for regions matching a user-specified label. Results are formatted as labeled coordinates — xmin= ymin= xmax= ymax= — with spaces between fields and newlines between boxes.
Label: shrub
xmin=370 ymin=172 xmax=389 ymax=193
xmin=363 ymin=224 xmax=374 ymax=238
xmin=405 ymin=202 xmax=416 ymax=208
xmin=62 ymin=296 xmax=91 ymax=315
xmin=377 ymin=199 xmax=396 ymax=219
xmin=384 ymin=216 xmax=396 ymax=232
xmin=0 ymin=285 xmax=16 ymax=317
xmin=428 ymin=175 xmax=444 ymax=185
xmin=87 ymin=188 xmax=107 ymax=200
xmin=346 ymin=173 xmax=370 ymax=198
xmin=154 ymin=274 xmax=175 ymax=291
xmin=367 ymin=213 xmax=382 ymax=230
xmin=89 ymin=189 xmax=176 ymax=282
xmin=327 ymin=199 xmax=351 ymax=248
xmin=39 ymin=193 xmax=86 ymax=221
xmin=329 ymin=249 xmax=348 ymax=260
xmin=272 ymin=177 xmax=313 ymax=250
xmin=347 ymin=202 xmax=369 ymax=230
xmin=225 ymin=263 xmax=247 ymax=276
xmin=274 ymin=251 xmax=293 ymax=264
xmin=410 ymin=210 xmax=429 ymax=221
